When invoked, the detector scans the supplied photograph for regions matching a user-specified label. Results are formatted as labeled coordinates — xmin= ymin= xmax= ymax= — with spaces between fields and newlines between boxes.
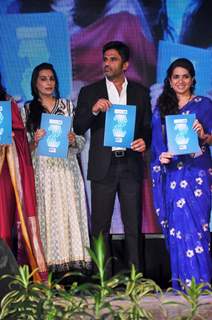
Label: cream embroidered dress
xmin=24 ymin=98 xmax=91 ymax=271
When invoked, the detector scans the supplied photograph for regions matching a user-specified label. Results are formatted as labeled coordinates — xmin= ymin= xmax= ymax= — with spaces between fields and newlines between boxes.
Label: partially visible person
xmin=180 ymin=0 xmax=212 ymax=48
xmin=0 ymin=75 xmax=47 ymax=282
xmin=24 ymin=63 xmax=91 ymax=273
xmin=151 ymin=58 xmax=212 ymax=290
xmin=74 ymin=41 xmax=152 ymax=276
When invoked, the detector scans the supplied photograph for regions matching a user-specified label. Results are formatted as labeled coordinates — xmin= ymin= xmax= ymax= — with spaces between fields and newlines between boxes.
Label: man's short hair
xmin=102 ymin=41 xmax=130 ymax=62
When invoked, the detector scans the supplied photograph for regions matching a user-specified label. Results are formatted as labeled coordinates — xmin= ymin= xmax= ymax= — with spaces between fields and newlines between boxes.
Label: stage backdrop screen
xmin=0 ymin=12 xmax=72 ymax=102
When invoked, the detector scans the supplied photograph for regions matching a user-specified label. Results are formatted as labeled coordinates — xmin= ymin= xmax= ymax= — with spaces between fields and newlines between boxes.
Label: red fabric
xmin=141 ymin=178 xmax=161 ymax=233
xmin=11 ymin=100 xmax=37 ymax=218
xmin=0 ymin=160 xmax=16 ymax=247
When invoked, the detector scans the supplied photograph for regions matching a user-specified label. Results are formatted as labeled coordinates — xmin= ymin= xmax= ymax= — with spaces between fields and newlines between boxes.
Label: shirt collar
xmin=105 ymin=77 xmax=128 ymax=91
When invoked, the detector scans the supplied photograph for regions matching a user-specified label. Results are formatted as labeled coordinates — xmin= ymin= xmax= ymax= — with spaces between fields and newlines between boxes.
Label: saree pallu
xmin=0 ymin=100 xmax=47 ymax=282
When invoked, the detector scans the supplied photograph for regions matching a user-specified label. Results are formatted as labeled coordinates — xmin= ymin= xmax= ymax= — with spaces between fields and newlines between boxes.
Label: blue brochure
xmin=0 ymin=101 xmax=12 ymax=144
xmin=165 ymin=113 xmax=200 ymax=155
xmin=37 ymin=113 xmax=72 ymax=158
xmin=104 ymin=104 xmax=136 ymax=148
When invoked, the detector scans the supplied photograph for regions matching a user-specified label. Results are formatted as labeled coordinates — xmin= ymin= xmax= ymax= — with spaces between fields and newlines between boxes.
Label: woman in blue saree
xmin=151 ymin=58 xmax=212 ymax=290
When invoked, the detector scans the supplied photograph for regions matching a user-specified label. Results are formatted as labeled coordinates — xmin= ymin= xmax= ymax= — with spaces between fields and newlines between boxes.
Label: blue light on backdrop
xmin=0 ymin=12 xmax=72 ymax=101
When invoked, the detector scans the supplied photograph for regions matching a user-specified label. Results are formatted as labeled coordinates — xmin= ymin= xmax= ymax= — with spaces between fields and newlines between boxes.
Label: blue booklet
xmin=165 ymin=113 xmax=200 ymax=155
xmin=37 ymin=113 xmax=72 ymax=158
xmin=104 ymin=104 xmax=136 ymax=148
xmin=0 ymin=101 xmax=12 ymax=144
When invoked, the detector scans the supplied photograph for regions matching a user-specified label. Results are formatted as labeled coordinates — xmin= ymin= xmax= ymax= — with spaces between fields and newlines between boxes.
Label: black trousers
xmin=91 ymin=156 xmax=143 ymax=277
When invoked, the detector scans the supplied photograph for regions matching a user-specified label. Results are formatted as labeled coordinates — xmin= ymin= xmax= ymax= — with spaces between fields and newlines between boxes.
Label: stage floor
xmin=60 ymin=293 xmax=212 ymax=319
xmin=135 ymin=294 xmax=212 ymax=319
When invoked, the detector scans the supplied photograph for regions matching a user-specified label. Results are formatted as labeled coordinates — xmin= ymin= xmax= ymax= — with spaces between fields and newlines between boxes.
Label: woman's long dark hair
xmin=0 ymin=75 xmax=7 ymax=101
xmin=26 ymin=63 xmax=60 ymax=133
xmin=157 ymin=58 xmax=196 ymax=119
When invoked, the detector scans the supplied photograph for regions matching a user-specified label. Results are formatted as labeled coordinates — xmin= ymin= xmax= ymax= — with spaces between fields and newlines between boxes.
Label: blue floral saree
xmin=151 ymin=96 xmax=212 ymax=290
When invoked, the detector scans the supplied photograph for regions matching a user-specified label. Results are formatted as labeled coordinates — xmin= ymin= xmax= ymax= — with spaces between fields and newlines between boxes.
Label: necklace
xmin=41 ymin=97 xmax=56 ymax=113
xmin=178 ymin=94 xmax=193 ymax=109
